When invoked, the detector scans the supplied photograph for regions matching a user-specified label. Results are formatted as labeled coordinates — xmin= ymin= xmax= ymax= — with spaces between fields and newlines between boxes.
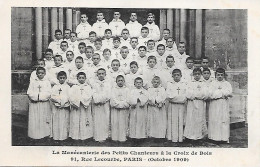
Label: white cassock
xmin=147 ymin=49 xmax=157 ymax=56
xmin=63 ymin=60 xmax=76 ymax=77
xmin=144 ymin=22 xmax=161 ymax=41
xmin=158 ymin=38 xmax=178 ymax=49
xmin=92 ymin=19 xmax=109 ymax=37
xmin=44 ymin=59 xmax=55 ymax=71
xmin=135 ymin=55 xmax=148 ymax=71
xmin=147 ymin=86 xmax=167 ymax=138
xmin=142 ymin=66 xmax=161 ymax=88
xmin=48 ymin=39 xmax=63 ymax=54
xmin=102 ymin=38 xmax=113 ymax=50
xmin=175 ymin=52 xmax=189 ymax=69
xmin=128 ymin=88 xmax=149 ymax=138
xmin=181 ymin=67 xmax=193 ymax=84
xmin=48 ymin=64 xmax=69 ymax=85
xmin=54 ymin=49 xmax=68 ymax=62
xmin=138 ymin=36 xmax=151 ymax=47
xmin=118 ymin=57 xmax=133 ymax=75
xmin=69 ymin=83 xmax=94 ymax=140
xmin=67 ymin=67 xmax=89 ymax=86
xmin=90 ymin=78 xmax=111 ymax=141
xmin=111 ymin=47 xmax=121 ymax=60
xmin=110 ymin=85 xmax=130 ymax=141
xmin=107 ymin=68 xmax=125 ymax=88
xmin=154 ymin=52 xmax=171 ymax=69
xmin=30 ymin=69 xmax=51 ymax=84
xmin=208 ymin=80 xmax=232 ymax=141
xmin=120 ymin=38 xmax=131 ymax=48
xmin=84 ymin=40 xmax=95 ymax=48
xmin=27 ymin=77 xmax=51 ymax=139
xmin=200 ymin=67 xmax=215 ymax=80
xmin=184 ymin=79 xmax=208 ymax=140
xmin=100 ymin=58 xmax=113 ymax=70
xmin=87 ymin=63 xmax=107 ymax=80
xmin=161 ymin=65 xmax=179 ymax=88
xmin=126 ymin=21 xmax=142 ymax=38
xmin=76 ymin=22 xmax=92 ymax=40
xmin=68 ymin=40 xmax=79 ymax=53
xmin=50 ymin=83 xmax=70 ymax=140
xmin=166 ymin=80 xmax=187 ymax=142
xmin=165 ymin=46 xmax=179 ymax=56
xmin=129 ymin=48 xmax=139 ymax=60
xmin=125 ymin=70 xmax=143 ymax=89
xmin=203 ymin=78 xmax=214 ymax=124
xmin=84 ymin=57 xmax=93 ymax=69
xmin=109 ymin=19 xmax=126 ymax=37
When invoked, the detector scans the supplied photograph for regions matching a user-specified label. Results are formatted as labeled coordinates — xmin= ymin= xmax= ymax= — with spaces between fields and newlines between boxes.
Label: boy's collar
xmin=97 ymin=19 xmax=106 ymax=23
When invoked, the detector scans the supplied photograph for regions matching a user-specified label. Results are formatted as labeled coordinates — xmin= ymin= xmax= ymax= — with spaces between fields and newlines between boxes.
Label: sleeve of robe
xmin=167 ymin=84 xmax=187 ymax=104
xmin=110 ymin=88 xmax=119 ymax=107
xmin=128 ymin=90 xmax=138 ymax=106
xmin=27 ymin=80 xmax=39 ymax=101
xmin=38 ymin=81 xmax=51 ymax=101
xmin=186 ymin=82 xmax=195 ymax=100
xmin=155 ymin=87 xmax=167 ymax=104
xmin=151 ymin=25 xmax=160 ymax=41
xmin=147 ymin=88 xmax=156 ymax=105
xmin=139 ymin=90 xmax=149 ymax=106
xmin=210 ymin=81 xmax=223 ymax=99
xmin=50 ymin=85 xmax=61 ymax=106
xmin=118 ymin=88 xmax=130 ymax=108
xmin=221 ymin=81 xmax=233 ymax=98
xmin=81 ymin=85 xmax=93 ymax=108
xmin=69 ymin=85 xmax=81 ymax=108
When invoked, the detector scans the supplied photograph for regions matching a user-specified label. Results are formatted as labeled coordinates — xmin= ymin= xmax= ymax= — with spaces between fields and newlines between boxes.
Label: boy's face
xmin=113 ymin=40 xmax=121 ymax=48
xmin=116 ymin=77 xmax=125 ymax=87
xmin=77 ymin=75 xmax=86 ymax=84
xmin=202 ymin=71 xmax=211 ymax=80
xmin=152 ymin=77 xmax=160 ymax=88
xmin=70 ymin=33 xmax=77 ymax=42
xmin=103 ymin=51 xmax=111 ymax=60
xmin=148 ymin=59 xmax=156 ymax=68
xmin=166 ymin=38 xmax=174 ymax=47
xmin=37 ymin=61 xmax=45 ymax=68
xmin=75 ymin=59 xmax=83 ymax=69
xmin=66 ymin=52 xmax=74 ymax=62
xmin=166 ymin=58 xmax=175 ymax=68
xmin=121 ymin=30 xmax=129 ymax=40
xmin=60 ymin=43 xmax=68 ymax=51
xmin=97 ymin=70 xmax=106 ymax=81
xmin=64 ymin=30 xmax=71 ymax=39
xmin=186 ymin=60 xmax=194 ymax=69
xmin=86 ymin=49 xmax=93 ymax=58
xmin=147 ymin=42 xmax=155 ymax=50
xmin=113 ymin=12 xmax=121 ymax=20
xmin=97 ymin=13 xmax=104 ymax=21
xmin=80 ymin=14 xmax=88 ymax=23
xmin=45 ymin=52 xmax=53 ymax=61
xmin=157 ymin=46 xmax=165 ymax=56
xmin=78 ymin=45 xmax=86 ymax=54
xmin=147 ymin=15 xmax=154 ymax=23
xmin=111 ymin=61 xmax=120 ymax=71
xmin=92 ymin=55 xmax=101 ymax=65
xmin=163 ymin=30 xmax=170 ymax=39
xmin=130 ymin=13 xmax=137 ymax=22
xmin=104 ymin=31 xmax=112 ymax=39
xmin=54 ymin=57 xmax=62 ymax=66
xmin=94 ymin=41 xmax=102 ymax=50
xmin=178 ymin=44 xmax=186 ymax=54
xmin=36 ymin=70 xmax=46 ymax=80
xmin=172 ymin=72 xmax=182 ymax=82
xmin=141 ymin=29 xmax=149 ymax=38
xmin=138 ymin=48 xmax=147 ymax=57
xmin=193 ymin=71 xmax=202 ymax=81
xmin=89 ymin=34 xmax=96 ymax=42
xmin=201 ymin=59 xmax=209 ymax=68
xmin=130 ymin=64 xmax=138 ymax=74
xmin=134 ymin=79 xmax=143 ymax=89
xmin=216 ymin=72 xmax=224 ymax=81
xmin=55 ymin=32 xmax=63 ymax=40
xmin=120 ymin=49 xmax=129 ymax=58
xmin=58 ymin=75 xmax=67 ymax=84
xmin=130 ymin=39 xmax=138 ymax=48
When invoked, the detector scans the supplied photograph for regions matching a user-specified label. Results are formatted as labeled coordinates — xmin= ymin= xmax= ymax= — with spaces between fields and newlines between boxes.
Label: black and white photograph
xmin=11 ymin=7 xmax=248 ymax=148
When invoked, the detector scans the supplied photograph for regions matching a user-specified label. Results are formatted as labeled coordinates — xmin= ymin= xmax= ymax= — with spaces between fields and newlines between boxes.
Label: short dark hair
xmin=172 ymin=69 xmax=182 ymax=75
xmin=130 ymin=61 xmax=138 ymax=67
xmin=77 ymin=72 xmax=86 ymax=78
xmin=193 ymin=68 xmax=202 ymax=74
xmin=57 ymin=71 xmax=67 ymax=78
xmin=55 ymin=29 xmax=62 ymax=34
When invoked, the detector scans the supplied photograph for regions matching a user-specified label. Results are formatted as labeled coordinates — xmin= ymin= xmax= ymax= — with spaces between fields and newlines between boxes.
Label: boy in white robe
xmin=67 ymin=56 xmax=88 ymax=86
xmin=161 ymin=55 xmax=178 ymax=88
xmin=166 ymin=69 xmax=187 ymax=142
xmin=30 ymin=59 xmax=51 ymax=83
xmin=208 ymin=68 xmax=232 ymax=143
xmin=119 ymin=46 xmax=131 ymax=74
xmin=76 ymin=13 xmax=92 ymax=42
xmin=182 ymin=57 xmax=195 ymax=84
xmin=75 ymin=42 xmax=87 ymax=60
xmin=126 ymin=12 xmax=142 ymax=38
xmin=157 ymin=29 xmax=171 ymax=46
xmin=102 ymin=29 xmax=113 ymax=50
xmin=63 ymin=50 xmax=75 ymax=76
xmin=92 ymin=12 xmax=109 ymax=38
xmin=84 ymin=31 xmax=96 ymax=48
xmin=50 ymin=71 xmax=70 ymax=141
xmin=94 ymin=38 xmax=104 ymax=56
xmin=108 ymin=59 xmax=125 ymax=88
xmin=109 ymin=11 xmax=126 ymax=37
xmin=147 ymin=76 xmax=167 ymax=139
xmin=184 ymin=68 xmax=208 ymax=141
xmin=49 ymin=55 xmax=68 ymax=86
xmin=48 ymin=29 xmax=63 ymax=54
xmin=135 ymin=46 xmax=148 ymax=71
xmin=142 ymin=56 xmax=160 ymax=89
xmin=54 ymin=41 xmax=69 ymax=61
xmin=110 ymin=75 xmax=130 ymax=142
xmin=43 ymin=49 xmax=55 ymax=71
xmin=120 ymin=29 xmax=131 ymax=48
xmin=111 ymin=37 xmax=121 ymax=60
xmin=175 ymin=42 xmax=190 ymax=69
xmin=165 ymin=37 xmax=179 ymax=55
xmin=146 ymin=40 xmax=157 ymax=55
xmin=128 ymin=77 xmax=148 ymax=141
xmin=201 ymin=57 xmax=215 ymax=80
xmin=68 ymin=32 xmax=79 ymax=53
xmin=69 ymin=72 xmax=94 ymax=140
xmin=155 ymin=44 xmax=169 ymax=69
xmin=138 ymin=27 xmax=151 ymax=48
xmin=125 ymin=61 xmax=143 ymax=89
xmin=202 ymin=68 xmax=213 ymax=124
xmin=128 ymin=37 xmax=139 ymax=59
xmin=101 ymin=49 xmax=112 ymax=70
xmin=144 ymin=13 xmax=160 ymax=41
xmin=63 ymin=29 xmax=71 ymax=42
xmin=27 ymin=67 xmax=51 ymax=139
xmin=88 ymin=53 xmax=107 ymax=80
xmin=90 ymin=68 xmax=111 ymax=142
xmin=85 ymin=46 xmax=94 ymax=68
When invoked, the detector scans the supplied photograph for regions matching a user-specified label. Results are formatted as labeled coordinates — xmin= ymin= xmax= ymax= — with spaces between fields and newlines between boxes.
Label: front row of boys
xmin=27 ymin=64 xmax=232 ymax=144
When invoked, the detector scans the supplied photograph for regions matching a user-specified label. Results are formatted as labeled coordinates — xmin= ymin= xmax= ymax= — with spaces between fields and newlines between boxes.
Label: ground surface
xmin=12 ymin=123 xmax=248 ymax=147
